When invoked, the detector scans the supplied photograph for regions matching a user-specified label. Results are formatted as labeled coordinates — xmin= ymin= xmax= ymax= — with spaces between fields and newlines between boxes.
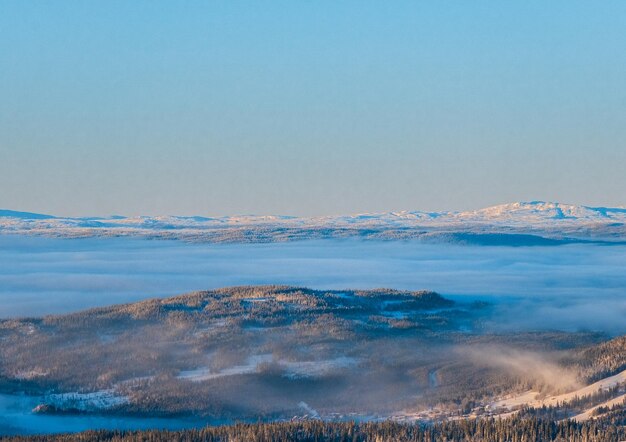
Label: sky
xmin=1 ymin=1 xmax=625 ymax=217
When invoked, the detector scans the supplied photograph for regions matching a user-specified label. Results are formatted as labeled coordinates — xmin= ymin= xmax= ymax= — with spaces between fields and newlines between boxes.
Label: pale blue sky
xmin=1 ymin=1 xmax=625 ymax=216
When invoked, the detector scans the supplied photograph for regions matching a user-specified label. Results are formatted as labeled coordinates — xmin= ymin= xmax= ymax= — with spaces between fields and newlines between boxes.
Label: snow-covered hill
xmin=454 ymin=201 xmax=626 ymax=224
xmin=1 ymin=202 xmax=625 ymax=243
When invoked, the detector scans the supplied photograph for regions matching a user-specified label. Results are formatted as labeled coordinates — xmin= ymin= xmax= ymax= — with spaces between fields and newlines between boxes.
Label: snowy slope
xmin=490 ymin=368 xmax=626 ymax=421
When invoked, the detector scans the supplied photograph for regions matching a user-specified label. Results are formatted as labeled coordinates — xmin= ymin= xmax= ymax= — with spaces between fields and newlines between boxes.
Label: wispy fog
xmin=1 ymin=236 xmax=625 ymax=333
xmin=458 ymin=345 xmax=582 ymax=393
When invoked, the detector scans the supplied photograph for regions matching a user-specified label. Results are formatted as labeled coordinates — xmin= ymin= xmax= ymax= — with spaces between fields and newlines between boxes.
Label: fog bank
xmin=1 ymin=236 xmax=625 ymax=333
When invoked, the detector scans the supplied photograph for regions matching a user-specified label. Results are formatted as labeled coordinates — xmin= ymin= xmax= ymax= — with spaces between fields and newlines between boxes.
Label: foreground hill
xmin=2 ymin=285 xmax=626 ymax=431
xmin=0 ymin=286 xmax=465 ymax=420
xmin=1 ymin=202 xmax=626 ymax=243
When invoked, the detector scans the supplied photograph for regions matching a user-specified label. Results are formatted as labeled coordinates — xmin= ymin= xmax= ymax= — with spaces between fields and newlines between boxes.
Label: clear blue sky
xmin=1 ymin=1 xmax=625 ymax=216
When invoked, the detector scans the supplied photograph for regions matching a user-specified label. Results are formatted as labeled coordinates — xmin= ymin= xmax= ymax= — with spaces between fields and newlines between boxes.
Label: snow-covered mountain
xmin=1 ymin=202 xmax=625 ymax=243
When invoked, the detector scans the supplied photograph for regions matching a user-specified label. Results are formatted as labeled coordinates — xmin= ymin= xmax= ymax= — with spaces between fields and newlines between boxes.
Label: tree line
xmin=2 ymin=414 xmax=626 ymax=442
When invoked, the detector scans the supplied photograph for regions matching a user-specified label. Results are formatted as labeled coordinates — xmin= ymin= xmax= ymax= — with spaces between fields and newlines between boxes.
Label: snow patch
xmin=43 ymin=390 xmax=129 ymax=411
xmin=177 ymin=354 xmax=273 ymax=381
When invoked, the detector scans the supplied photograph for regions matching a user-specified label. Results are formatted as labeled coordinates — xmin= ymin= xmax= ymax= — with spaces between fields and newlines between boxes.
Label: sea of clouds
xmin=1 ymin=235 xmax=625 ymax=333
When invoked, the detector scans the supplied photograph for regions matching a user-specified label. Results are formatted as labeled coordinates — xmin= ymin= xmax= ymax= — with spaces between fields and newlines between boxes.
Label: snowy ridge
xmin=455 ymin=201 xmax=626 ymax=224
xmin=1 ymin=202 xmax=625 ymax=243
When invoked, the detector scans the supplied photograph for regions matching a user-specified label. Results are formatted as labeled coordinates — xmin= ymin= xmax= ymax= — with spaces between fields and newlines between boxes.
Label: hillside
xmin=1 ymin=285 xmax=624 ymax=429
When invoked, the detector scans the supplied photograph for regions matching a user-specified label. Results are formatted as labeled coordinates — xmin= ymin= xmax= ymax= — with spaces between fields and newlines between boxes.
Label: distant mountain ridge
xmin=1 ymin=202 xmax=625 ymax=243
xmin=0 ymin=209 xmax=56 ymax=220
xmin=455 ymin=201 xmax=626 ymax=222
xmin=2 ymin=201 xmax=625 ymax=224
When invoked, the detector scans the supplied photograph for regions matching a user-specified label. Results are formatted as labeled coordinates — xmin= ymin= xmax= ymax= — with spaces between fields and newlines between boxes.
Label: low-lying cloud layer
xmin=1 ymin=236 xmax=625 ymax=333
